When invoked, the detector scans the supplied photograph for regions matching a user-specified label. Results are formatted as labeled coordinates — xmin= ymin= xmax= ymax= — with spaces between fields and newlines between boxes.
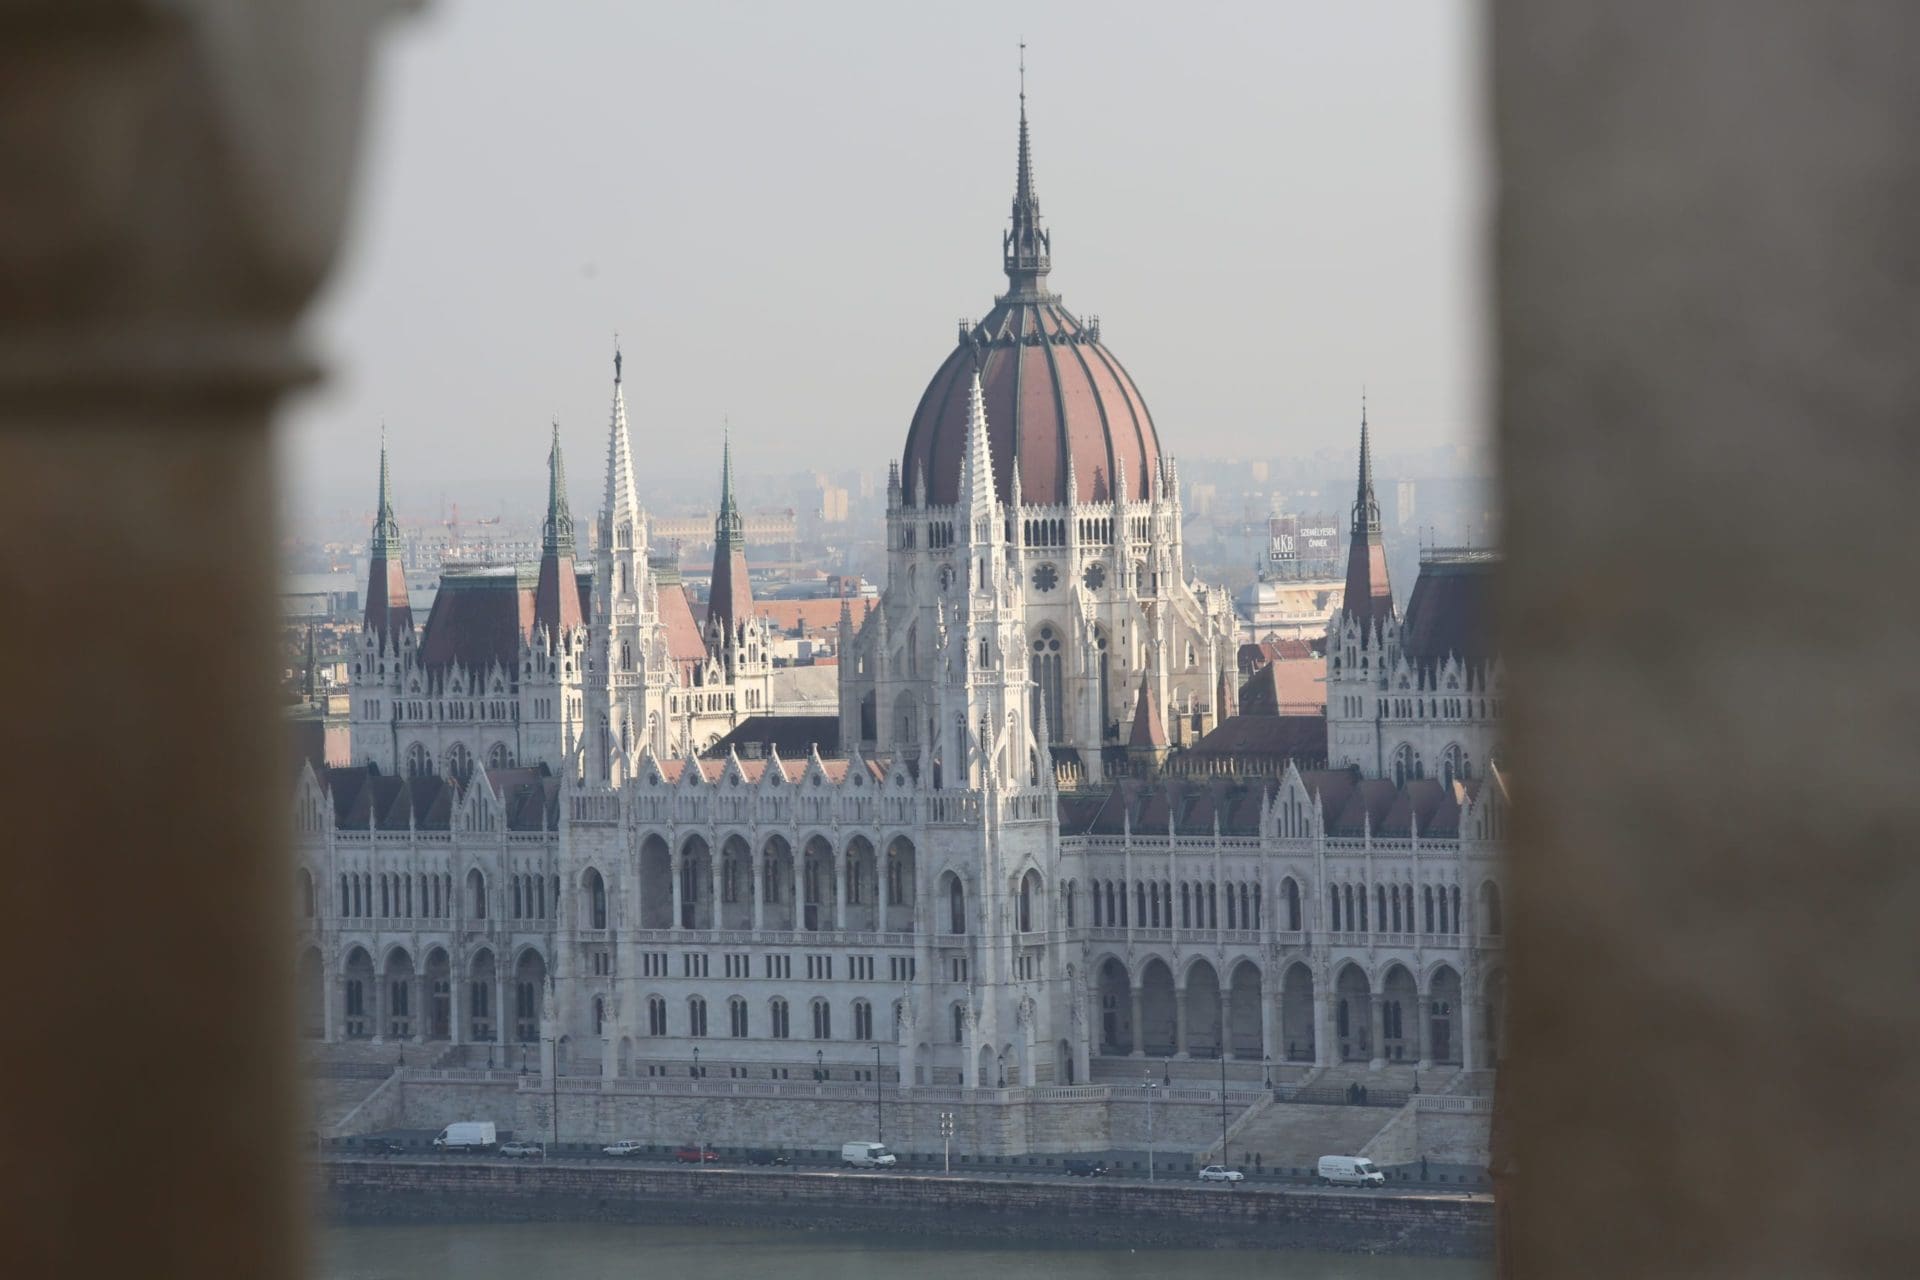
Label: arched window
xmin=620 ymin=640 xmax=633 ymax=672
xmin=1030 ymin=626 xmax=1064 ymax=742
xmin=729 ymin=996 xmax=749 ymax=1038
xmin=586 ymin=870 xmax=607 ymax=930
xmin=1284 ymin=877 xmax=1301 ymax=931
xmin=770 ymin=997 xmax=790 ymax=1039
xmin=1451 ymin=885 xmax=1462 ymax=934
xmin=948 ymin=876 xmax=966 ymax=934
xmin=405 ymin=741 xmax=431 ymax=779
xmin=592 ymin=997 xmax=605 ymax=1036
xmin=648 ymin=996 xmax=667 ymax=1036
xmin=952 ymin=1004 xmax=966 ymax=1043
xmin=688 ymin=996 xmax=707 ymax=1038
xmin=853 ymin=999 xmax=873 ymax=1041
xmin=811 ymin=999 xmax=832 ymax=1040
xmin=1376 ymin=885 xmax=1388 ymax=932
xmin=299 ymin=869 xmax=315 ymax=919
xmin=1018 ymin=872 xmax=1039 ymax=933
xmin=486 ymin=742 xmax=512 ymax=770
xmin=445 ymin=742 xmax=473 ymax=786
xmin=1065 ymin=880 xmax=1076 ymax=927
xmin=1482 ymin=881 xmax=1504 ymax=936
xmin=1424 ymin=884 xmax=1436 ymax=933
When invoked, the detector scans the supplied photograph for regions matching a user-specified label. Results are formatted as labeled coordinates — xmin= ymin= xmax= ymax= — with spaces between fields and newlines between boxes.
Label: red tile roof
xmin=1237 ymin=659 xmax=1326 ymax=715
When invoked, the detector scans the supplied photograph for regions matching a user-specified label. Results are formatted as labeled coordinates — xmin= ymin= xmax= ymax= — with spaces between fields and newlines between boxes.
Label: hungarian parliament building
xmin=293 ymin=98 xmax=1507 ymax=1098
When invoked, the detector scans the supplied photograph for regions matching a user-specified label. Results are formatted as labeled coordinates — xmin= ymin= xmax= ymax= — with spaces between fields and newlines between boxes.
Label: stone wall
xmin=380 ymin=1074 xmax=1246 ymax=1159
xmin=319 ymin=1157 xmax=1492 ymax=1258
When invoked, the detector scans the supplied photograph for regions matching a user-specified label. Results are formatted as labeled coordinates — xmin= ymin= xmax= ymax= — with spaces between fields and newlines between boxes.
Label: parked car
xmin=432 ymin=1122 xmax=497 ymax=1152
xmin=603 ymin=1140 xmax=647 ymax=1157
xmin=1316 ymin=1155 xmax=1385 ymax=1187
xmin=497 ymin=1141 xmax=544 ymax=1159
xmin=1198 ymin=1165 xmax=1245 ymax=1185
xmin=674 ymin=1145 xmax=720 ymax=1164
xmin=745 ymin=1148 xmax=791 ymax=1166
xmin=1064 ymin=1159 xmax=1108 ymax=1177
xmin=364 ymin=1138 xmax=407 ymax=1156
xmin=841 ymin=1141 xmax=897 ymax=1169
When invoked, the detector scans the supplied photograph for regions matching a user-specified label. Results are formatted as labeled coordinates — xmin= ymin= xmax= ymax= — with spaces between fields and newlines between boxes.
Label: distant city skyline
xmin=280 ymin=1 xmax=1483 ymax=528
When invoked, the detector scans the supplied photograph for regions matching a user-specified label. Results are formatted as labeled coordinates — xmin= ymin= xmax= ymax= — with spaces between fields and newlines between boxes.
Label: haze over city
xmin=281 ymin=0 xmax=1484 ymax=529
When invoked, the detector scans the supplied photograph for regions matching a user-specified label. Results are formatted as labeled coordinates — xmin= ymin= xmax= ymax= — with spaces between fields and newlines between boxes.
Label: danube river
xmin=317 ymin=1223 xmax=1490 ymax=1279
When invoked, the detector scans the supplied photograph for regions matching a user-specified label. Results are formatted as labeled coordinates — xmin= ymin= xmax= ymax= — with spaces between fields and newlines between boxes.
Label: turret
xmin=1341 ymin=394 xmax=1394 ymax=639
xmin=362 ymin=430 xmax=414 ymax=647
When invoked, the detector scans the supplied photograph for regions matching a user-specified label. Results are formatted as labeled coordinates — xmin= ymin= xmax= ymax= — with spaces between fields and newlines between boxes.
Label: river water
xmin=317 ymin=1223 xmax=1488 ymax=1279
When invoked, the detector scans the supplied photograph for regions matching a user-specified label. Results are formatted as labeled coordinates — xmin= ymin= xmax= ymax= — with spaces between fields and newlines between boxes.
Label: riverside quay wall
xmin=318 ymin=1158 xmax=1493 ymax=1258
xmin=371 ymin=1070 xmax=1270 ymax=1158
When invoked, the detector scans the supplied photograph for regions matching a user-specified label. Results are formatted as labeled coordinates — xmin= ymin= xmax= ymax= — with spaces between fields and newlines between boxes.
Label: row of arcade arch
xmin=1094 ymin=955 xmax=1507 ymax=1067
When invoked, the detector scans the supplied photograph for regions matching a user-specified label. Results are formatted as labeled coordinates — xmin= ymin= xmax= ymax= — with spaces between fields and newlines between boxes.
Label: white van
xmin=1317 ymin=1154 xmax=1385 ymax=1187
xmin=433 ymin=1121 xmax=498 ymax=1152
xmin=841 ymin=1141 xmax=897 ymax=1169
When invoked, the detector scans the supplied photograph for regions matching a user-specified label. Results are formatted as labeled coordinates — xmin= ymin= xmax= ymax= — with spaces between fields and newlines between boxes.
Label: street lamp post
xmin=545 ymin=1036 xmax=557 ymax=1150
xmin=1219 ymin=1051 xmax=1229 ymax=1161
xmin=1162 ymin=1057 xmax=1171 ymax=1087
xmin=939 ymin=1111 xmax=954 ymax=1174
xmin=1264 ymin=1054 xmax=1272 ymax=1091
xmin=692 ymin=1045 xmax=701 ymax=1080
xmin=1143 ymin=1078 xmax=1156 ymax=1183
xmin=997 ymin=1051 xmax=1006 ymax=1090
xmin=873 ymin=1044 xmax=883 ymax=1143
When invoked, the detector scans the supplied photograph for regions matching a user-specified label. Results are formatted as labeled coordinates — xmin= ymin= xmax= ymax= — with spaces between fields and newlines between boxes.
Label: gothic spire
xmin=1003 ymin=51 xmax=1051 ymax=297
xmin=1342 ymin=393 xmax=1395 ymax=634
xmin=1354 ymin=392 xmax=1382 ymax=538
xmin=371 ymin=426 xmax=400 ymax=557
xmin=362 ymin=429 xmax=413 ymax=642
xmin=602 ymin=341 xmax=641 ymax=541
xmin=543 ymin=422 xmax=575 ymax=558
xmin=707 ymin=427 xmax=754 ymax=640
xmin=534 ymin=424 xmax=583 ymax=640
xmin=958 ymin=369 xmax=997 ymax=519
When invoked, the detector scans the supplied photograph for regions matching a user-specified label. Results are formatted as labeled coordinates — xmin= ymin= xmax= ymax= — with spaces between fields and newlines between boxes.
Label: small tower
xmin=706 ymin=431 xmax=754 ymax=655
xmin=351 ymin=432 xmax=414 ymax=771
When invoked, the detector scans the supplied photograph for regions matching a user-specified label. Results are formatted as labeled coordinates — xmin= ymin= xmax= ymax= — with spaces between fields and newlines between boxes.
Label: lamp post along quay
xmin=1143 ymin=1078 xmax=1157 ymax=1183
xmin=939 ymin=1111 xmax=955 ymax=1174
xmin=1220 ymin=1052 xmax=1229 ymax=1160
xmin=873 ymin=1045 xmax=884 ymax=1143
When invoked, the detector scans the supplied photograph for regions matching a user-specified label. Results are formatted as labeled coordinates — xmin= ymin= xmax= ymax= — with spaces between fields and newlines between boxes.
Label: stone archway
xmin=468 ymin=949 xmax=497 ymax=1043
xmin=639 ymin=835 xmax=672 ymax=928
xmin=342 ymin=946 xmax=374 ymax=1039
xmin=1227 ymin=960 xmax=1264 ymax=1059
xmin=424 ymin=947 xmax=452 ymax=1040
xmin=1280 ymin=962 xmax=1316 ymax=1062
xmin=1336 ymin=965 xmax=1372 ymax=1062
xmin=1427 ymin=965 xmax=1462 ymax=1065
xmin=1185 ymin=958 xmax=1223 ymax=1058
xmin=1097 ymin=957 xmax=1133 ymax=1054
xmin=1139 ymin=958 xmax=1176 ymax=1056
xmin=297 ymin=947 xmax=324 ymax=1039
xmin=1382 ymin=963 xmax=1419 ymax=1062
xmin=382 ymin=947 xmax=416 ymax=1041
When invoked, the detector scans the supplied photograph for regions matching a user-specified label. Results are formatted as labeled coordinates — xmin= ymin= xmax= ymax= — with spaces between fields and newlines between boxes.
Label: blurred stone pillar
xmin=0 ymin=4 xmax=410 ymax=1277
xmin=1493 ymin=2 xmax=1920 ymax=1274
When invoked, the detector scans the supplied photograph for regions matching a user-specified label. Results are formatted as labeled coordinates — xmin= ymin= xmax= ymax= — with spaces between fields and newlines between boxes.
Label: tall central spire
xmin=1003 ymin=47 xmax=1051 ymax=297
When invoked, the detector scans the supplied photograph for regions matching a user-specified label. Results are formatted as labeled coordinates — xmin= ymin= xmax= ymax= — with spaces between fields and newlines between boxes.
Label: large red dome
xmin=899 ymin=101 xmax=1162 ymax=509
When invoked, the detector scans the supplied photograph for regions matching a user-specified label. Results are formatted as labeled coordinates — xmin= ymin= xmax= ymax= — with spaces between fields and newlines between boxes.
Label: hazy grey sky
xmin=280 ymin=0 xmax=1484 ymax=526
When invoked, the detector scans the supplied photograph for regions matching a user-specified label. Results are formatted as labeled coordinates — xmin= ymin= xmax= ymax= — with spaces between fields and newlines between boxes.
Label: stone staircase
xmin=1209 ymin=1100 xmax=1399 ymax=1171
xmin=1089 ymin=1055 xmax=1311 ymax=1088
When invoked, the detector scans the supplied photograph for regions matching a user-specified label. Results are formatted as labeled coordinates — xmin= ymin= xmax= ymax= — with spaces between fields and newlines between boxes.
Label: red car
xmin=674 ymin=1145 xmax=719 ymax=1164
